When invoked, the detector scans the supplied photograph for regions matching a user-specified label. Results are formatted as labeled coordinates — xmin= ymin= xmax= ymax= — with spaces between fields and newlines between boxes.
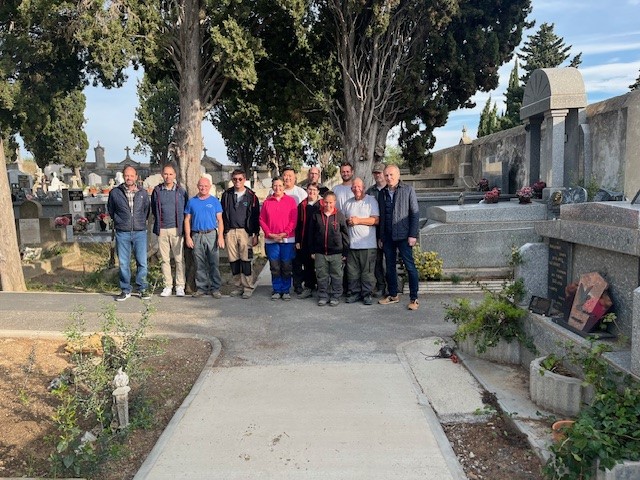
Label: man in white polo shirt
xmin=342 ymin=177 xmax=379 ymax=305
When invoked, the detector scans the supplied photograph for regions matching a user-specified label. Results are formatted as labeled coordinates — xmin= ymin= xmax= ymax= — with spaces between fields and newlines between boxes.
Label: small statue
xmin=457 ymin=192 xmax=465 ymax=205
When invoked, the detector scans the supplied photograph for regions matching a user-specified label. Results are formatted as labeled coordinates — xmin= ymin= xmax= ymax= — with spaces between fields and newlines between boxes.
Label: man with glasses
xmin=306 ymin=166 xmax=329 ymax=195
xmin=184 ymin=176 xmax=225 ymax=298
xmin=221 ymin=169 xmax=260 ymax=299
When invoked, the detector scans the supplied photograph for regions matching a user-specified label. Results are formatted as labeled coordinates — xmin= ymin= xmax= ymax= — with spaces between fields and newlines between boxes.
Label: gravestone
xmin=88 ymin=172 xmax=102 ymax=187
xmin=548 ymin=238 xmax=573 ymax=312
xmin=18 ymin=199 xmax=42 ymax=246
xmin=563 ymin=187 xmax=587 ymax=204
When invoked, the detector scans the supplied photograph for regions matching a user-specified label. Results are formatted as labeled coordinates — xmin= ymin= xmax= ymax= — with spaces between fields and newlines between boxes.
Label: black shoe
xmin=140 ymin=290 xmax=151 ymax=300
xmin=363 ymin=295 xmax=373 ymax=305
xmin=346 ymin=293 xmax=361 ymax=304
xmin=116 ymin=291 xmax=131 ymax=302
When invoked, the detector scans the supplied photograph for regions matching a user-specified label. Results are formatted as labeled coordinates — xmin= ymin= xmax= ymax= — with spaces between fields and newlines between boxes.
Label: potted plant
xmin=532 ymin=180 xmax=546 ymax=199
xmin=543 ymin=338 xmax=640 ymax=480
xmin=530 ymin=352 xmax=586 ymax=417
xmin=98 ymin=213 xmax=110 ymax=231
xmin=444 ymin=279 xmax=536 ymax=363
xmin=477 ymin=178 xmax=490 ymax=192
xmin=483 ymin=187 xmax=500 ymax=204
xmin=54 ymin=216 xmax=71 ymax=228
xmin=516 ymin=186 xmax=533 ymax=204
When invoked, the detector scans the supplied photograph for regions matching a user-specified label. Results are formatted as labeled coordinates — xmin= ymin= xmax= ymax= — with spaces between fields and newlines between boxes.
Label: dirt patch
xmin=0 ymin=337 xmax=211 ymax=479
xmin=443 ymin=414 xmax=545 ymax=480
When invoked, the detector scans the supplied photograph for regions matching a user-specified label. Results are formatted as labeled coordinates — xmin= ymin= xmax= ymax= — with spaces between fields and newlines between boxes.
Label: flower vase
xmin=518 ymin=197 xmax=531 ymax=204
xmin=99 ymin=220 xmax=107 ymax=231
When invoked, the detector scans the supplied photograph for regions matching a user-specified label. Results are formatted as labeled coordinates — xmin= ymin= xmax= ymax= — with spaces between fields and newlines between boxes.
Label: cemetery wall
xmin=429 ymin=90 xmax=640 ymax=196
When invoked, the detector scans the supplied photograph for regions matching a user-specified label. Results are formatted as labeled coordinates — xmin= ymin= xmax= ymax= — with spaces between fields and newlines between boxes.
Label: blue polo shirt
xmin=185 ymin=195 xmax=223 ymax=232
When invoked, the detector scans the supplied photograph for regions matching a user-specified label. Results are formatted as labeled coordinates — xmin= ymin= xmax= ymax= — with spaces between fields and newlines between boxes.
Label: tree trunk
xmin=0 ymin=139 xmax=27 ymax=291
xmin=175 ymin=0 xmax=205 ymax=197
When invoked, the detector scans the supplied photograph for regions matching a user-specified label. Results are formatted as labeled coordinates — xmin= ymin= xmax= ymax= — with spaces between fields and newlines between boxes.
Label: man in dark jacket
xmin=377 ymin=165 xmax=420 ymax=310
xmin=221 ymin=169 xmax=260 ymax=298
xmin=309 ymin=191 xmax=349 ymax=306
xmin=107 ymin=165 xmax=151 ymax=301
xmin=151 ymin=163 xmax=189 ymax=297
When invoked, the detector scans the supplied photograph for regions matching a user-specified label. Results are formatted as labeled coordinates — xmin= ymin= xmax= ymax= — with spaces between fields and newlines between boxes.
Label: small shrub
xmin=444 ymin=280 xmax=536 ymax=354
xmin=412 ymin=246 xmax=443 ymax=281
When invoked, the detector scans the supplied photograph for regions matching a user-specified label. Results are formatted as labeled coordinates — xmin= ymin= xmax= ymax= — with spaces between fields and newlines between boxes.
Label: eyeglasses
xmin=232 ymin=177 xmax=244 ymax=181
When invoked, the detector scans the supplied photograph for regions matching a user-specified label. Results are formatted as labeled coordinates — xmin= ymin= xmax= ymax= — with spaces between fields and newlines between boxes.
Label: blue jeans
xmin=115 ymin=230 xmax=148 ymax=293
xmin=265 ymin=243 xmax=296 ymax=294
xmin=193 ymin=231 xmax=222 ymax=293
xmin=383 ymin=236 xmax=419 ymax=301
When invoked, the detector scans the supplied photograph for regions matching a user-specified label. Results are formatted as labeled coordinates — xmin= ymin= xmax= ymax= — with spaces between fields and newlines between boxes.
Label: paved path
xmin=0 ymin=269 xmax=476 ymax=479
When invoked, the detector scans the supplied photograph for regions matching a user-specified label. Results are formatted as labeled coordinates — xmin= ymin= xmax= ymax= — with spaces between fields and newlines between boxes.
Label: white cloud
xmin=581 ymin=61 xmax=640 ymax=94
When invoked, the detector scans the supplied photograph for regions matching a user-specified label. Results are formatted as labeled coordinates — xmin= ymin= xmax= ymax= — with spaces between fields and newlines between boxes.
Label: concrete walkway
xmin=0 ymin=268 xmax=499 ymax=479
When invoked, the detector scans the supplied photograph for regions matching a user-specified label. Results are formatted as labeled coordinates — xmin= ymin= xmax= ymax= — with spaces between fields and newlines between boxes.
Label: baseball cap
xmin=372 ymin=162 xmax=386 ymax=173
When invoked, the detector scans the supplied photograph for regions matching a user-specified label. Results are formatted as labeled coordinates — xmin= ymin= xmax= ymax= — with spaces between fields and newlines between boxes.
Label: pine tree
xmin=630 ymin=70 xmax=640 ymax=90
xmin=519 ymin=23 xmax=582 ymax=84
xmin=500 ymin=59 xmax=524 ymax=129
xmin=478 ymin=97 xmax=500 ymax=137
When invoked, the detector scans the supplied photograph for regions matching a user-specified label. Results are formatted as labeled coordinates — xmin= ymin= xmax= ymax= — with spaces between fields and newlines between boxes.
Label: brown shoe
xmin=378 ymin=295 xmax=400 ymax=305
xmin=407 ymin=299 xmax=419 ymax=310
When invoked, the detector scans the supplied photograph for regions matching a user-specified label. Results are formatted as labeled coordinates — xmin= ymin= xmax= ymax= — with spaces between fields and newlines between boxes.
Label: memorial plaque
xmin=568 ymin=272 xmax=609 ymax=332
xmin=18 ymin=218 xmax=41 ymax=245
xmin=18 ymin=174 xmax=30 ymax=188
xmin=68 ymin=189 xmax=84 ymax=201
xmin=548 ymin=238 xmax=572 ymax=311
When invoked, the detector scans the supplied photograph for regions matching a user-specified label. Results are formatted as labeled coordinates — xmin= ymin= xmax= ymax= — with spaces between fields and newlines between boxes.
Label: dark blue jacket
xmin=220 ymin=186 xmax=260 ymax=235
xmin=151 ymin=183 xmax=189 ymax=236
xmin=107 ymin=184 xmax=150 ymax=232
xmin=378 ymin=181 xmax=419 ymax=240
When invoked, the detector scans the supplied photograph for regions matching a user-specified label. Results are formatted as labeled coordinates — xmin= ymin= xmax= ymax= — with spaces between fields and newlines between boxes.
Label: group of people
xmin=107 ymin=160 xmax=421 ymax=311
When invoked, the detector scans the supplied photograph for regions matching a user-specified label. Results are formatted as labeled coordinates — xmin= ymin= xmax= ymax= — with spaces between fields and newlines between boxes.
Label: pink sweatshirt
xmin=259 ymin=194 xmax=298 ymax=243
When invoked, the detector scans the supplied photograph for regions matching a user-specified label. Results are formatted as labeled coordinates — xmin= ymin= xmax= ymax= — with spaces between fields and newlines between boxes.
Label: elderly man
xmin=306 ymin=166 xmax=329 ymax=195
xmin=343 ymin=178 xmax=379 ymax=305
xmin=184 ymin=176 xmax=225 ymax=298
xmin=377 ymin=165 xmax=420 ymax=310
xmin=221 ymin=169 xmax=260 ymax=299
xmin=108 ymin=165 xmax=151 ymax=301
xmin=151 ymin=162 xmax=189 ymax=297
xmin=366 ymin=162 xmax=387 ymax=297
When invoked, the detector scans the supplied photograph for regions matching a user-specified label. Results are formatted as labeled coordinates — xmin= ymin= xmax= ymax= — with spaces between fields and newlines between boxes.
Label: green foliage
xmin=543 ymin=339 xmax=640 ymax=480
xmin=444 ymin=279 xmax=536 ymax=354
xmin=630 ymin=69 xmax=640 ymax=91
xmin=48 ymin=303 xmax=163 ymax=477
xmin=500 ymin=59 xmax=524 ymax=130
xmin=519 ymin=22 xmax=582 ymax=85
xmin=383 ymin=145 xmax=405 ymax=168
xmin=478 ymin=97 xmax=500 ymax=137
xmin=132 ymin=75 xmax=179 ymax=165
xmin=578 ymin=175 xmax=601 ymax=201
xmin=412 ymin=246 xmax=443 ymax=281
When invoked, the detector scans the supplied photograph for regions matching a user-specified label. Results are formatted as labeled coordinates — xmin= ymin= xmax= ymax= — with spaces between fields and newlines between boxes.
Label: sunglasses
xmin=232 ymin=177 xmax=244 ymax=181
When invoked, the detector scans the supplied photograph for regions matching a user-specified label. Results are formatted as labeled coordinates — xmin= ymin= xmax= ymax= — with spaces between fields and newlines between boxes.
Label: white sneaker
xmin=175 ymin=286 xmax=185 ymax=297
xmin=160 ymin=287 xmax=172 ymax=297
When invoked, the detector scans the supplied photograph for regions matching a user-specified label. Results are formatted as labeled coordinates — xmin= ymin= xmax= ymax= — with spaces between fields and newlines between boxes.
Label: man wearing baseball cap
xmin=366 ymin=162 xmax=387 ymax=297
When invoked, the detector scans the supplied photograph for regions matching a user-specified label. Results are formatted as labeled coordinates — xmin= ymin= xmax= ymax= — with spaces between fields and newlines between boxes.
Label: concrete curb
xmin=133 ymin=334 xmax=222 ymax=480
xmin=0 ymin=329 xmax=222 ymax=480
xmin=397 ymin=340 xmax=468 ymax=480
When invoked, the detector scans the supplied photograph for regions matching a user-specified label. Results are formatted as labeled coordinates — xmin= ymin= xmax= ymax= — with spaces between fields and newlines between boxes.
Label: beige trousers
xmin=225 ymin=228 xmax=255 ymax=292
xmin=158 ymin=228 xmax=185 ymax=288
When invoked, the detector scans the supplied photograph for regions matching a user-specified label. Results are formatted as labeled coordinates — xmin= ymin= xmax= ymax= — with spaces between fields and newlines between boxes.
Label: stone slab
xmin=421 ymin=221 xmax=541 ymax=269
xmin=401 ymin=337 xmax=485 ymax=423
xmin=429 ymin=202 xmax=547 ymax=223
xmin=560 ymin=202 xmax=640 ymax=229
xmin=136 ymin=363 xmax=455 ymax=480
xmin=536 ymin=219 xmax=640 ymax=256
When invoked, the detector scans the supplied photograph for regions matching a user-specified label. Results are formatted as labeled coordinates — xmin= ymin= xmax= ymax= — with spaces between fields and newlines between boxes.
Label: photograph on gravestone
xmin=529 ymin=296 xmax=552 ymax=316
xmin=548 ymin=238 xmax=572 ymax=312
xmin=567 ymin=272 xmax=610 ymax=332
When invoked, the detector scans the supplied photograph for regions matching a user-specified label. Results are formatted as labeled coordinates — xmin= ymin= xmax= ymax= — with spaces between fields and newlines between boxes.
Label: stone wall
xmin=427 ymin=90 xmax=640 ymax=197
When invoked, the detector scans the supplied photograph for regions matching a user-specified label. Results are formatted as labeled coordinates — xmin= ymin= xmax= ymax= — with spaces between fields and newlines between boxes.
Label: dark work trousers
xmin=347 ymin=248 xmax=377 ymax=297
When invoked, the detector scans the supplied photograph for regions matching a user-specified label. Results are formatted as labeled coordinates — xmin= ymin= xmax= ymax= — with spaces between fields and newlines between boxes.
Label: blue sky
xmin=24 ymin=0 xmax=640 ymax=165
